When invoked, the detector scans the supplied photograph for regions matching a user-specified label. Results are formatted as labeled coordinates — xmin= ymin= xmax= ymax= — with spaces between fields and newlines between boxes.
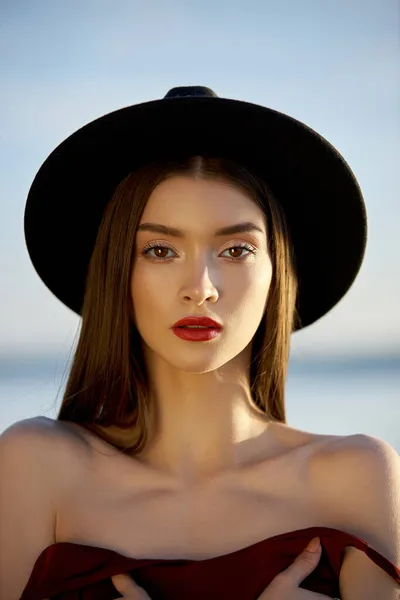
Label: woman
xmin=1 ymin=87 xmax=399 ymax=600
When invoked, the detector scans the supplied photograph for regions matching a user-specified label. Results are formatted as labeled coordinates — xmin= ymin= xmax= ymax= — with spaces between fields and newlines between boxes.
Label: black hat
xmin=24 ymin=86 xmax=367 ymax=330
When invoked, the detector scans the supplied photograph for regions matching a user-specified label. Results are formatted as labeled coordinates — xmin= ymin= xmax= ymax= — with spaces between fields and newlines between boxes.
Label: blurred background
xmin=1 ymin=0 xmax=399 ymax=450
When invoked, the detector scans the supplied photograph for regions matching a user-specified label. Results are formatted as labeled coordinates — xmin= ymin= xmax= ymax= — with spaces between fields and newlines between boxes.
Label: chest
xmin=56 ymin=441 xmax=328 ymax=560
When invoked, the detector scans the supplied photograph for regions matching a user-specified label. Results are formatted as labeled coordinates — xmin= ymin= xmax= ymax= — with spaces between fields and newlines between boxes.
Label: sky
xmin=0 ymin=0 xmax=399 ymax=359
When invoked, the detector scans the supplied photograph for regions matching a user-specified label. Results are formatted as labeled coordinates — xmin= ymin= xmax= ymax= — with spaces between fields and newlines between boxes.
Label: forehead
xmin=144 ymin=176 xmax=264 ymax=220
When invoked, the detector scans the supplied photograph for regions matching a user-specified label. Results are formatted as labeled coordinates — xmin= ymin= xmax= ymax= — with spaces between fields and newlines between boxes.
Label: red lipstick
xmin=171 ymin=316 xmax=223 ymax=342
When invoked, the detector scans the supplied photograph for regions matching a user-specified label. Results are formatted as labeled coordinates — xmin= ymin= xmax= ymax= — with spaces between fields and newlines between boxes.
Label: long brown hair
xmin=57 ymin=156 xmax=300 ymax=454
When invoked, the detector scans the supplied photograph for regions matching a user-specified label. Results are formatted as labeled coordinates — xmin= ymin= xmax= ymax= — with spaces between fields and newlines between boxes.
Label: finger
xmin=111 ymin=573 xmax=151 ymax=599
xmin=273 ymin=537 xmax=322 ymax=589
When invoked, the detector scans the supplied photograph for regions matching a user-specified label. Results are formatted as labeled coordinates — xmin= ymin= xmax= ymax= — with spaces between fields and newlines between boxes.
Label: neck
xmin=135 ymin=346 xmax=275 ymax=485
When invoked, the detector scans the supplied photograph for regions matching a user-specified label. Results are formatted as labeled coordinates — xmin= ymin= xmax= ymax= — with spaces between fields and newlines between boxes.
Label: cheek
xmin=131 ymin=270 xmax=153 ymax=305
xmin=239 ymin=268 xmax=273 ymax=330
xmin=235 ymin=263 xmax=272 ymax=303
xmin=131 ymin=272 xmax=158 ymax=334
xmin=257 ymin=266 xmax=273 ymax=301
xmin=131 ymin=266 xmax=171 ymax=318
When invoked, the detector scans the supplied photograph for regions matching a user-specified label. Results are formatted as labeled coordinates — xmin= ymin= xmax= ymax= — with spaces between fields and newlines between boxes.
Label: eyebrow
xmin=137 ymin=221 xmax=265 ymax=237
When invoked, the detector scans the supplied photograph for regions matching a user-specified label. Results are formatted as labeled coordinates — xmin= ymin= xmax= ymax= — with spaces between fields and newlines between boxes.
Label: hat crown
xmin=164 ymin=86 xmax=218 ymax=99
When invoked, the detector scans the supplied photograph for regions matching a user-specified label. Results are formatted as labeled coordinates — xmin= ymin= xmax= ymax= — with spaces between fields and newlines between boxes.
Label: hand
xmin=111 ymin=573 xmax=152 ymax=599
xmin=259 ymin=536 xmax=339 ymax=599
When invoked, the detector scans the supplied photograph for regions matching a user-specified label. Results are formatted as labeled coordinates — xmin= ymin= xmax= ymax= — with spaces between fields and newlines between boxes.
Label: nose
xmin=180 ymin=263 xmax=219 ymax=305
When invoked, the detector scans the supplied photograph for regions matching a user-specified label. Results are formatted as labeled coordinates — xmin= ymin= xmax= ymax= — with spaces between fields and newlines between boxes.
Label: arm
xmin=324 ymin=434 xmax=400 ymax=600
xmin=0 ymin=418 xmax=66 ymax=600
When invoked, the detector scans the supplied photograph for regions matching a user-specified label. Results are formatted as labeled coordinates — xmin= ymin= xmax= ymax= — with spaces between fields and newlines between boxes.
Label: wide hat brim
xmin=24 ymin=86 xmax=367 ymax=331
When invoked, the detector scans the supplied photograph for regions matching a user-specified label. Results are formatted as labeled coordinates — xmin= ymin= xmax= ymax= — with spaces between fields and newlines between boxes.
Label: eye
xmin=140 ymin=242 xmax=257 ymax=262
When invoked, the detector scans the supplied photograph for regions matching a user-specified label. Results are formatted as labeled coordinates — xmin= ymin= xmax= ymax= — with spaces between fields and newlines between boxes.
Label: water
xmin=0 ymin=354 xmax=399 ymax=453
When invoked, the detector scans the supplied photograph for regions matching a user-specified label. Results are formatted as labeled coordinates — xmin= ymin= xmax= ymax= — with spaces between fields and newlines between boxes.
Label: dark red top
xmin=20 ymin=526 xmax=400 ymax=600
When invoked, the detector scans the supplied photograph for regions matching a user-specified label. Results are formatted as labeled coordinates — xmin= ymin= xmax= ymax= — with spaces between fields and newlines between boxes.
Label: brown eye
xmin=141 ymin=242 xmax=257 ymax=262
xmin=228 ymin=247 xmax=245 ymax=259
xmin=141 ymin=244 xmax=175 ymax=259
xmin=152 ymin=247 xmax=170 ymax=258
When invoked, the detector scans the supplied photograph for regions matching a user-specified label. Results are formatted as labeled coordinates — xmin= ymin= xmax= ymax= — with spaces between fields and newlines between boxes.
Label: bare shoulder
xmin=312 ymin=430 xmax=398 ymax=466
xmin=0 ymin=415 xmax=63 ymax=452
xmin=309 ymin=431 xmax=377 ymax=477
xmin=0 ymin=416 xmax=91 ymax=497
xmin=310 ymin=431 xmax=398 ymax=522
xmin=2 ymin=415 xmax=69 ymax=438
xmin=0 ymin=415 xmax=69 ymax=490
xmin=314 ymin=431 xmax=400 ymax=593
xmin=0 ymin=416 xmax=88 ymax=600
xmin=319 ymin=431 xmax=399 ymax=494
xmin=272 ymin=421 xmax=348 ymax=455
xmin=2 ymin=415 xmax=97 ymax=449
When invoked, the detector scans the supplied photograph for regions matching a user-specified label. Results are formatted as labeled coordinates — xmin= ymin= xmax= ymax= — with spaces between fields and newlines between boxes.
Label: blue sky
xmin=1 ymin=0 xmax=399 ymax=357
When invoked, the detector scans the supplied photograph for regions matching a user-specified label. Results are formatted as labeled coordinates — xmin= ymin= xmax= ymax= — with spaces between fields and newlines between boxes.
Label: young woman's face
xmin=131 ymin=176 xmax=273 ymax=372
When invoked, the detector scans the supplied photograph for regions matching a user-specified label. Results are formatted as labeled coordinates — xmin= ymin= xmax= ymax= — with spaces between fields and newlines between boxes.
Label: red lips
xmin=172 ymin=316 xmax=222 ymax=328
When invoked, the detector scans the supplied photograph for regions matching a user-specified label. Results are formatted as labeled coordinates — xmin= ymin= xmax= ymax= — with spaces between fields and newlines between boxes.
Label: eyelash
xmin=141 ymin=241 xmax=257 ymax=262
